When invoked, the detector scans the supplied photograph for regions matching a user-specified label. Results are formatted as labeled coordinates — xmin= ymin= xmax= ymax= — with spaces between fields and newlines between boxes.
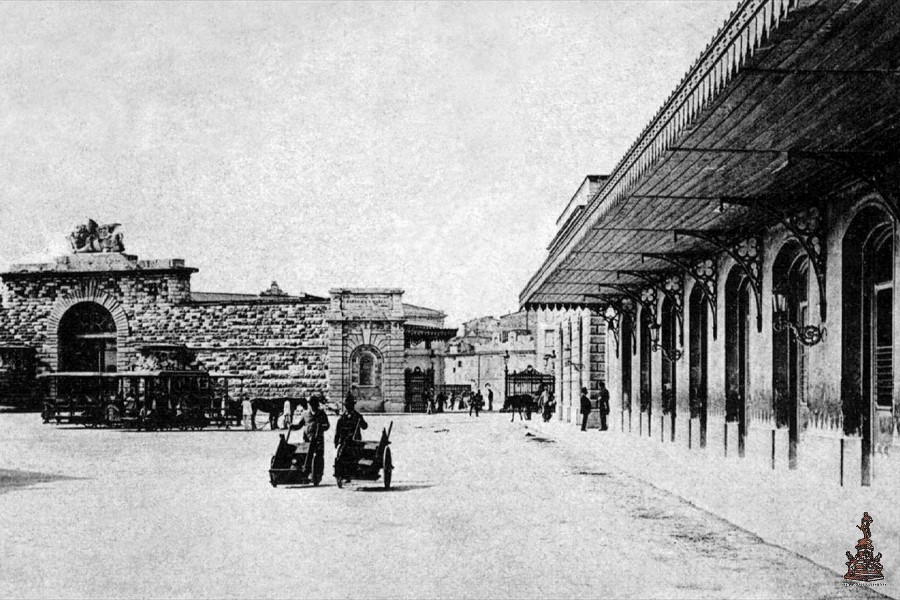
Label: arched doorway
xmin=661 ymin=296 xmax=678 ymax=442
xmin=58 ymin=302 xmax=118 ymax=373
xmin=842 ymin=205 xmax=894 ymax=486
xmin=688 ymin=285 xmax=708 ymax=448
xmin=772 ymin=241 xmax=809 ymax=469
xmin=639 ymin=306 xmax=653 ymax=437
xmin=621 ymin=313 xmax=633 ymax=432
xmin=725 ymin=267 xmax=751 ymax=457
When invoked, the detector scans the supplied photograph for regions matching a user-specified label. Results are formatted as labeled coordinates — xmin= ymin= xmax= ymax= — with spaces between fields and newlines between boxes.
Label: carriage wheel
xmin=269 ymin=472 xmax=278 ymax=488
xmin=335 ymin=476 xmax=343 ymax=489
xmin=383 ymin=448 xmax=392 ymax=489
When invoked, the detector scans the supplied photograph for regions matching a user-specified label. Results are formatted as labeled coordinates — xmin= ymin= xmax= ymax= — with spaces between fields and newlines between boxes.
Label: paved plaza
xmin=0 ymin=412 xmax=888 ymax=599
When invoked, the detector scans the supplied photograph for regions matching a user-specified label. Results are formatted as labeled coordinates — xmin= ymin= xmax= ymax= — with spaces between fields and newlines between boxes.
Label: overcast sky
xmin=0 ymin=1 xmax=736 ymax=325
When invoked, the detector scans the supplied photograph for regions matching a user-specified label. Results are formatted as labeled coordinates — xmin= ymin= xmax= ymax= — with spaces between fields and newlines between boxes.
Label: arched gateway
xmin=47 ymin=292 xmax=130 ymax=373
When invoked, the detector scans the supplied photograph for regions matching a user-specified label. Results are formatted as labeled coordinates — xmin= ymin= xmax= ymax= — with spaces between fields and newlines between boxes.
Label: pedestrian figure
xmin=282 ymin=398 xmax=293 ymax=429
xmin=436 ymin=391 xmax=446 ymax=413
xmin=470 ymin=390 xmax=482 ymax=417
xmin=292 ymin=395 xmax=330 ymax=477
xmin=449 ymin=392 xmax=457 ymax=411
xmin=426 ymin=387 xmax=435 ymax=415
xmin=598 ymin=381 xmax=610 ymax=431
xmin=580 ymin=387 xmax=592 ymax=432
xmin=485 ymin=384 xmax=494 ymax=412
xmin=543 ymin=392 xmax=556 ymax=422
xmin=334 ymin=395 xmax=367 ymax=447
xmin=242 ymin=396 xmax=254 ymax=430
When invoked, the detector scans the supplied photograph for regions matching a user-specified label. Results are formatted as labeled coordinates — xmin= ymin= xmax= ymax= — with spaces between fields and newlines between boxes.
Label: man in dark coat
xmin=294 ymin=396 xmax=330 ymax=446
xmin=334 ymin=395 xmax=368 ymax=448
xmin=598 ymin=381 xmax=611 ymax=431
xmin=580 ymin=387 xmax=592 ymax=432
xmin=485 ymin=384 xmax=494 ymax=412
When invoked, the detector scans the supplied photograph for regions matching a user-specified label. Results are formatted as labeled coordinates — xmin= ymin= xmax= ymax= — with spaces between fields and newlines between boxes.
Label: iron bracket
xmin=642 ymin=253 xmax=718 ymax=340
xmin=673 ymin=229 xmax=764 ymax=332
xmin=721 ymin=198 xmax=828 ymax=322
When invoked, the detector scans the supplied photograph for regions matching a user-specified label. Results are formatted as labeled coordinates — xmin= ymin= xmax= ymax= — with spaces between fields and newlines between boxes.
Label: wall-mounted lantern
xmin=772 ymin=290 xmax=825 ymax=346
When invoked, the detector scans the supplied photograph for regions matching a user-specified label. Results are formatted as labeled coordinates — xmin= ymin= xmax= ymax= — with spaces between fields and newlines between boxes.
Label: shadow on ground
xmin=357 ymin=484 xmax=435 ymax=493
xmin=0 ymin=469 xmax=74 ymax=495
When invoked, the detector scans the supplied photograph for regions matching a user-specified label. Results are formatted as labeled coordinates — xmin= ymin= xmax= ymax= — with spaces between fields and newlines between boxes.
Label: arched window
xmin=359 ymin=352 xmax=375 ymax=387
xmin=351 ymin=345 xmax=382 ymax=389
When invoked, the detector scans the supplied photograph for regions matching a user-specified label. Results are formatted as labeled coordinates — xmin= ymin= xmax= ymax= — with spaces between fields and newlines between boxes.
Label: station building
xmin=521 ymin=0 xmax=900 ymax=485
xmin=0 ymin=239 xmax=456 ymax=412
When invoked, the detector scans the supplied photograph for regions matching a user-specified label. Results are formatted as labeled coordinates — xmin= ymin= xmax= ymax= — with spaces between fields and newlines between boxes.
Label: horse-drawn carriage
xmin=39 ymin=371 xmax=245 ymax=430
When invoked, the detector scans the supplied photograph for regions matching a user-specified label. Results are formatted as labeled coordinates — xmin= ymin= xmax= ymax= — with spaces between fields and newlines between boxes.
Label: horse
xmin=250 ymin=397 xmax=309 ymax=430
xmin=505 ymin=394 xmax=533 ymax=422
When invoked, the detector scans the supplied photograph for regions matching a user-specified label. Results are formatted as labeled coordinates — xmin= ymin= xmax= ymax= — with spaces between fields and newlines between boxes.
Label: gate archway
xmin=58 ymin=302 xmax=119 ymax=373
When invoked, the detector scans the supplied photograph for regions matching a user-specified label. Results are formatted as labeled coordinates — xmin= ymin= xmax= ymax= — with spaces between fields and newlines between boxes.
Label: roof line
xmin=521 ymin=0 xmax=804 ymax=306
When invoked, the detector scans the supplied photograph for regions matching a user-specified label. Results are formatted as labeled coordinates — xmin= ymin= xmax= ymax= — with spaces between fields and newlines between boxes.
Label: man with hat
xmin=335 ymin=393 xmax=368 ymax=448
xmin=334 ymin=392 xmax=368 ymax=485
xmin=291 ymin=395 xmax=331 ymax=456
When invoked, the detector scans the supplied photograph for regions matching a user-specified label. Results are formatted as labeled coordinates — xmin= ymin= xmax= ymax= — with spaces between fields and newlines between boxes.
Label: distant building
xmin=0 ymin=226 xmax=455 ymax=412
xmin=444 ymin=310 xmax=539 ymax=405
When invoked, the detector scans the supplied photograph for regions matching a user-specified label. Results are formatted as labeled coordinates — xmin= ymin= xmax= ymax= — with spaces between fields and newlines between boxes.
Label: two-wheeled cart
xmin=268 ymin=423 xmax=325 ymax=487
xmin=334 ymin=421 xmax=393 ymax=489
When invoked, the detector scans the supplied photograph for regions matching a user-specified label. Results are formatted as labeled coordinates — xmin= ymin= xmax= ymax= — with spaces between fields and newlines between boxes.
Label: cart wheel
xmin=383 ymin=448 xmax=392 ymax=489
xmin=269 ymin=472 xmax=278 ymax=488
xmin=335 ymin=477 xmax=343 ymax=489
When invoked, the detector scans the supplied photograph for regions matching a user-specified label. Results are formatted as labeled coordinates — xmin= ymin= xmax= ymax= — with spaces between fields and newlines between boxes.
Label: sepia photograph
xmin=0 ymin=0 xmax=897 ymax=598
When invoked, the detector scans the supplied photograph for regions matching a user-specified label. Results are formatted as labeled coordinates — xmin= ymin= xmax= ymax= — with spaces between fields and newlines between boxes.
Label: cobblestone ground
xmin=0 ymin=412 xmax=885 ymax=599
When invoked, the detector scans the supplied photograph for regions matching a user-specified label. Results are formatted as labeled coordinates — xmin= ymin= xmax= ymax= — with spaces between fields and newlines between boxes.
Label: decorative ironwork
xmin=773 ymin=316 xmax=826 ymax=346
xmin=721 ymin=198 xmax=828 ymax=322
xmin=674 ymin=229 xmax=763 ymax=332
xmin=583 ymin=294 xmax=636 ymax=358
xmin=785 ymin=207 xmax=827 ymax=322
xmin=618 ymin=269 xmax=685 ymax=345
xmin=663 ymin=273 xmax=684 ymax=346
xmin=642 ymin=253 xmax=719 ymax=340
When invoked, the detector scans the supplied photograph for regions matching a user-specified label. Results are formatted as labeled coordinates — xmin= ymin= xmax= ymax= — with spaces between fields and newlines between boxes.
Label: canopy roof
xmin=521 ymin=0 xmax=900 ymax=310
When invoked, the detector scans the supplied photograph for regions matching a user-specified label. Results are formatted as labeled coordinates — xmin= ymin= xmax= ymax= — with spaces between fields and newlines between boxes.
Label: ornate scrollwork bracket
xmin=618 ymin=270 xmax=685 ymax=346
xmin=674 ymin=229 xmax=763 ymax=332
xmin=642 ymin=253 xmax=719 ymax=340
xmin=584 ymin=295 xmax=620 ymax=358
xmin=720 ymin=198 xmax=828 ymax=322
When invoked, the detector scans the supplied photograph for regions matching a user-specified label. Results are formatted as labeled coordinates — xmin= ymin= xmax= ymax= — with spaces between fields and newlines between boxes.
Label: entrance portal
xmin=58 ymin=302 xmax=118 ymax=373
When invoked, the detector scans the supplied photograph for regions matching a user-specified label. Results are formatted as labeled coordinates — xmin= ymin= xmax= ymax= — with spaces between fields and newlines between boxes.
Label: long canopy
xmin=521 ymin=0 xmax=900 ymax=310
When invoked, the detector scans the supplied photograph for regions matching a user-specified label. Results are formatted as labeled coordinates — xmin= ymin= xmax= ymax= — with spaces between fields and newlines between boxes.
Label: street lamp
xmin=563 ymin=343 xmax=584 ymax=372
xmin=503 ymin=349 xmax=510 ymax=400
xmin=772 ymin=289 xmax=825 ymax=346
xmin=543 ymin=350 xmax=556 ymax=370
xmin=649 ymin=322 xmax=682 ymax=362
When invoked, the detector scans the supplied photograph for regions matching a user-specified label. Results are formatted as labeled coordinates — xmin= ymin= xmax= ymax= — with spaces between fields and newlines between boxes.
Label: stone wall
xmin=0 ymin=261 xmax=329 ymax=400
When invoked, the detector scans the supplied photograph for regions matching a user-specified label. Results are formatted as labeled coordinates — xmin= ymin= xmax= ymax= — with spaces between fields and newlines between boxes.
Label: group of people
xmin=422 ymin=384 xmax=494 ymax=416
xmin=579 ymin=381 xmax=611 ymax=432
xmin=283 ymin=387 xmax=369 ymax=450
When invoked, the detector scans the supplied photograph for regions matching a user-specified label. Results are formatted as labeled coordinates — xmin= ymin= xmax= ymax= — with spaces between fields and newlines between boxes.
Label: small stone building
xmin=0 ymin=243 xmax=454 ymax=412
